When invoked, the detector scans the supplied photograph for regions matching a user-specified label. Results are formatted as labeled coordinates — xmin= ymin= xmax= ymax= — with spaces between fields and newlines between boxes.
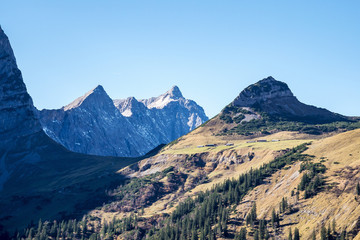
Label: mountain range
xmin=2 ymin=24 xmax=360 ymax=240
xmin=39 ymin=84 xmax=208 ymax=157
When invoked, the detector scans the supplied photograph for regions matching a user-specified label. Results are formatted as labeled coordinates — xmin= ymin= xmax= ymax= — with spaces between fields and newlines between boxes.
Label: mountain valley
xmin=1 ymin=24 xmax=360 ymax=240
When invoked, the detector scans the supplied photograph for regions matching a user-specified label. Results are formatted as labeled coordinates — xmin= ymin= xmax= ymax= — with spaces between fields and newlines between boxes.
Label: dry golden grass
xmin=93 ymin=129 xmax=360 ymax=239
xmin=234 ymin=129 xmax=360 ymax=239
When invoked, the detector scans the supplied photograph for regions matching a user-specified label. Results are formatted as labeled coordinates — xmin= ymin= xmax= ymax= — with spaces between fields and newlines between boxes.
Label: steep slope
xmin=0 ymin=26 xmax=42 ymax=141
xmin=0 ymin=26 xmax=43 ymax=190
xmin=40 ymin=85 xmax=208 ymax=157
xmin=233 ymin=76 xmax=347 ymax=123
xmin=7 ymin=70 xmax=360 ymax=239
xmin=114 ymin=85 xmax=208 ymax=144
xmin=39 ymin=85 xmax=153 ymax=157
xmin=71 ymin=77 xmax=360 ymax=239
xmin=234 ymin=129 xmax=360 ymax=239
xmin=0 ymin=26 xmax=142 ymax=232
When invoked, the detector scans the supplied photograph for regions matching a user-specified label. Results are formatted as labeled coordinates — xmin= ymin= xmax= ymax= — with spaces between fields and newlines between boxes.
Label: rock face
xmin=40 ymin=85 xmax=208 ymax=157
xmin=233 ymin=76 xmax=346 ymax=123
xmin=0 ymin=26 xmax=44 ymax=191
xmin=0 ymin=26 xmax=42 ymax=141
xmin=0 ymin=27 xmax=143 ymax=231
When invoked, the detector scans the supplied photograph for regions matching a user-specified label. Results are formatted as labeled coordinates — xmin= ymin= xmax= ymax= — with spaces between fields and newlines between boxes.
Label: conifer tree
xmin=312 ymin=229 xmax=316 ymax=240
xmin=294 ymin=228 xmax=300 ymax=240
xmin=321 ymin=225 xmax=327 ymax=240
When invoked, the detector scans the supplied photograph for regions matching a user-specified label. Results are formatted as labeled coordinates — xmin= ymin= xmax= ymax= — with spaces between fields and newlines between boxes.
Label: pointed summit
xmin=166 ymin=85 xmax=183 ymax=99
xmin=64 ymin=85 xmax=114 ymax=111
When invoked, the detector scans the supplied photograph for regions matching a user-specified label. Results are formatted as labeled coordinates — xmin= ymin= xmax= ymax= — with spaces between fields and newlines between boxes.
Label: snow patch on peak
xmin=114 ymin=97 xmax=145 ymax=117
xmin=140 ymin=86 xmax=184 ymax=109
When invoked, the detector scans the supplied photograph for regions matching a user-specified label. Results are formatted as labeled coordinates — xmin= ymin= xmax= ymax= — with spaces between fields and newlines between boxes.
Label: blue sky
xmin=1 ymin=1 xmax=359 ymax=117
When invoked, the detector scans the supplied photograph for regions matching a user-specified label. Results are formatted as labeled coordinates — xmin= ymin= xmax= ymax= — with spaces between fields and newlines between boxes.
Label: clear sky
xmin=1 ymin=1 xmax=359 ymax=117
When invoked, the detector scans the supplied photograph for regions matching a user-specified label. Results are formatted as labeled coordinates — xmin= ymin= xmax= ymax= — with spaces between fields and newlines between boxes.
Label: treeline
xmin=298 ymin=161 xmax=326 ymax=199
xmin=7 ymin=143 xmax=338 ymax=240
xmin=146 ymin=143 xmax=313 ymax=240
xmin=5 ymin=213 xmax=142 ymax=240
xmin=219 ymin=105 xmax=360 ymax=136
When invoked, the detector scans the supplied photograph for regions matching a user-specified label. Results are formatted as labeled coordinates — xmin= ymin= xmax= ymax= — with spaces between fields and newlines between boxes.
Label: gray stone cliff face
xmin=0 ymin=26 xmax=42 ymax=141
xmin=40 ymin=85 xmax=208 ymax=157
xmin=0 ymin=26 xmax=48 ymax=191
xmin=233 ymin=76 xmax=346 ymax=123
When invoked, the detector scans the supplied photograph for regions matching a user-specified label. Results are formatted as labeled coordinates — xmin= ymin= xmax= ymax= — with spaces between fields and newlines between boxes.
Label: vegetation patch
xmin=219 ymin=105 xmax=360 ymax=136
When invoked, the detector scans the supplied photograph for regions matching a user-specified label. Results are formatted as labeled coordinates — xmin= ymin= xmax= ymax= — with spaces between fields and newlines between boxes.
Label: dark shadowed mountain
xmin=0 ymin=26 xmax=142 ymax=232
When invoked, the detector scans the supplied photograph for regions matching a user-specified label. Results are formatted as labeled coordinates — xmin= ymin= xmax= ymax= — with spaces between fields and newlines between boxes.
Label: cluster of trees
xmin=298 ymin=161 xmax=326 ymax=199
xmin=220 ymin=106 xmax=360 ymax=136
xmin=7 ymin=214 xmax=142 ymax=240
xmin=288 ymin=228 xmax=300 ymax=240
xmin=7 ymin=218 xmax=89 ymax=240
xmin=145 ymin=144 xmax=311 ymax=239
xmin=318 ymin=220 xmax=349 ymax=240
xmin=8 ymin=143 xmax=322 ymax=240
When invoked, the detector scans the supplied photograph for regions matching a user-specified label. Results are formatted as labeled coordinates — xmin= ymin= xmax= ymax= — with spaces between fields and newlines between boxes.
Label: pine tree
xmin=296 ymin=190 xmax=300 ymax=201
xmin=294 ymin=228 xmax=300 ymax=240
xmin=288 ymin=228 xmax=293 ymax=240
xmin=327 ymin=223 xmax=331 ymax=240
xmin=239 ymin=227 xmax=247 ymax=240
xmin=321 ymin=225 xmax=327 ymax=240
xmin=271 ymin=208 xmax=276 ymax=228
xmin=312 ymin=229 xmax=316 ymax=240
xmin=340 ymin=230 xmax=346 ymax=240
xmin=332 ymin=219 xmax=336 ymax=235
xmin=254 ymin=229 xmax=259 ymax=240
xmin=357 ymin=182 xmax=360 ymax=195
xmin=259 ymin=219 xmax=266 ymax=239
xmin=251 ymin=202 xmax=257 ymax=221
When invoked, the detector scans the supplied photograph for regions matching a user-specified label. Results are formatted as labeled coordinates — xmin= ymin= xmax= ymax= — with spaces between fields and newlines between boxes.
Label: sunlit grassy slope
xmin=103 ymin=128 xmax=360 ymax=239
xmin=234 ymin=129 xmax=360 ymax=239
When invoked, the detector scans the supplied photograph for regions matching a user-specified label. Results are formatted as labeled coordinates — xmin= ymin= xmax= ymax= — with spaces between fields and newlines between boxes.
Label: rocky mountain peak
xmin=0 ymin=26 xmax=17 ymax=73
xmin=166 ymin=85 xmax=183 ymax=99
xmin=114 ymin=96 xmax=146 ymax=117
xmin=141 ymin=86 xmax=185 ymax=109
xmin=0 ymin=26 xmax=42 ymax=140
xmin=233 ymin=76 xmax=294 ymax=107
xmin=64 ymin=85 xmax=114 ymax=111
xmin=231 ymin=76 xmax=346 ymax=123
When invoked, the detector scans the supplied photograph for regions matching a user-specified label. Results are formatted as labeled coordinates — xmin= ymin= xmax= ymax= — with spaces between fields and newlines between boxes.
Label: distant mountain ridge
xmin=0 ymin=26 xmax=149 ymax=231
xmin=40 ymin=85 xmax=208 ymax=157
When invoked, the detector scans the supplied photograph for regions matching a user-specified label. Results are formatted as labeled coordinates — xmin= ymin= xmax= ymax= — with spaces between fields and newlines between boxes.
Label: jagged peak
xmin=140 ymin=85 xmax=185 ymax=109
xmin=64 ymin=85 xmax=112 ymax=111
xmin=114 ymin=96 xmax=147 ymax=117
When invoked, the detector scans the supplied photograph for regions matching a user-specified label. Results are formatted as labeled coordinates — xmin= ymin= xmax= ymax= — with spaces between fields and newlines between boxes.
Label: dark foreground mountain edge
xmin=0 ymin=25 xmax=161 ymax=234
xmin=2 ymin=23 xmax=360 ymax=240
